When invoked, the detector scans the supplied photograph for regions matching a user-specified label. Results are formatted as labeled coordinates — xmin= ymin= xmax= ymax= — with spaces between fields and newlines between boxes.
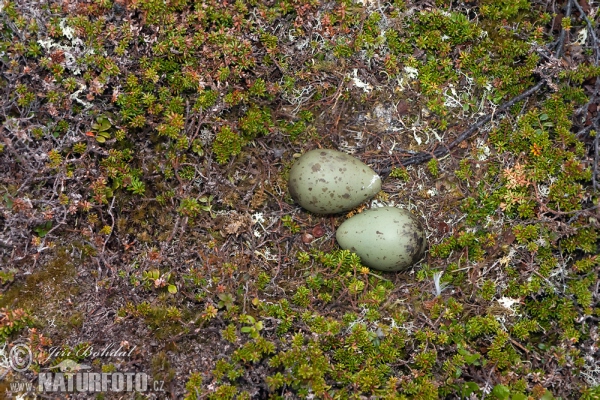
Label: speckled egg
xmin=336 ymin=206 xmax=427 ymax=272
xmin=288 ymin=149 xmax=381 ymax=214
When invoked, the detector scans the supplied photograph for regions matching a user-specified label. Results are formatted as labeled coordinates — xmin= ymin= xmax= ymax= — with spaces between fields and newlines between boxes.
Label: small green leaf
xmin=34 ymin=221 xmax=53 ymax=238
xmin=458 ymin=347 xmax=481 ymax=365
xmin=491 ymin=384 xmax=510 ymax=400
xmin=461 ymin=381 xmax=480 ymax=396
xmin=95 ymin=135 xmax=106 ymax=143
xmin=3 ymin=194 xmax=13 ymax=209
xmin=97 ymin=116 xmax=112 ymax=131
xmin=168 ymin=284 xmax=177 ymax=294
xmin=540 ymin=390 xmax=555 ymax=400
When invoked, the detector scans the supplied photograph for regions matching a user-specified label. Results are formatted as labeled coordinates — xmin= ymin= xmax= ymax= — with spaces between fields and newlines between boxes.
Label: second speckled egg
xmin=288 ymin=149 xmax=381 ymax=214
xmin=336 ymin=206 xmax=427 ymax=272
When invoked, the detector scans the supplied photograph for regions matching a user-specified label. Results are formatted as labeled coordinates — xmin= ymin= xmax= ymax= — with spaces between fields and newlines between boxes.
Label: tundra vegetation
xmin=0 ymin=0 xmax=599 ymax=398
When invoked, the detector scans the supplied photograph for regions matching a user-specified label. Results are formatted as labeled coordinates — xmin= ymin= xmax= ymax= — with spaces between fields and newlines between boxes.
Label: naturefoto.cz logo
xmin=39 ymin=360 xmax=152 ymax=393
xmin=2 ymin=342 xmax=165 ymax=394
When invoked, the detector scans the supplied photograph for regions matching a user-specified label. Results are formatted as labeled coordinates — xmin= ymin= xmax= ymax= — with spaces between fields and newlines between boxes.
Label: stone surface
xmin=336 ymin=206 xmax=427 ymax=272
xmin=288 ymin=149 xmax=381 ymax=214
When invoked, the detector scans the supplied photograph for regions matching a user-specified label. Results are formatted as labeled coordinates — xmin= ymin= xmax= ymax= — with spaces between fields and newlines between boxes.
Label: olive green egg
xmin=336 ymin=206 xmax=427 ymax=272
xmin=288 ymin=149 xmax=381 ymax=214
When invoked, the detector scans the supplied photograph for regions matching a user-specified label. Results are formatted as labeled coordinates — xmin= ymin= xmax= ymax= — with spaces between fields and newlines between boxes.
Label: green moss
xmin=119 ymin=301 xmax=189 ymax=340
xmin=0 ymin=246 xmax=86 ymax=336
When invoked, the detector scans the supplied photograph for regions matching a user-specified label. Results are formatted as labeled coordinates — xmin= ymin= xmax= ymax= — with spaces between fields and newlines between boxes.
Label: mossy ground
xmin=1 ymin=0 xmax=599 ymax=398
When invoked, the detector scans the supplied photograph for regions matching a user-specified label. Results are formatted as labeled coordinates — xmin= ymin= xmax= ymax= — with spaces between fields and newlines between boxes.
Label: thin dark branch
xmin=571 ymin=0 xmax=600 ymax=190
xmin=571 ymin=0 xmax=599 ymax=64
xmin=379 ymin=0 xmax=578 ymax=173
xmin=555 ymin=0 xmax=574 ymax=59
xmin=378 ymin=80 xmax=546 ymax=172
xmin=594 ymin=120 xmax=600 ymax=190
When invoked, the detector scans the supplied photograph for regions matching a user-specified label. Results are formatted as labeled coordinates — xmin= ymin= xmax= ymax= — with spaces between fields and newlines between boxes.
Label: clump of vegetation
xmin=1 ymin=0 xmax=599 ymax=398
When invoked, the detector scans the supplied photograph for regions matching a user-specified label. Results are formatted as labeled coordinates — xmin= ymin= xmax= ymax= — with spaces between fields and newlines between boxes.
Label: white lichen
xmin=351 ymin=69 xmax=373 ymax=92
xmin=497 ymin=297 xmax=520 ymax=315
xmin=403 ymin=66 xmax=419 ymax=80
